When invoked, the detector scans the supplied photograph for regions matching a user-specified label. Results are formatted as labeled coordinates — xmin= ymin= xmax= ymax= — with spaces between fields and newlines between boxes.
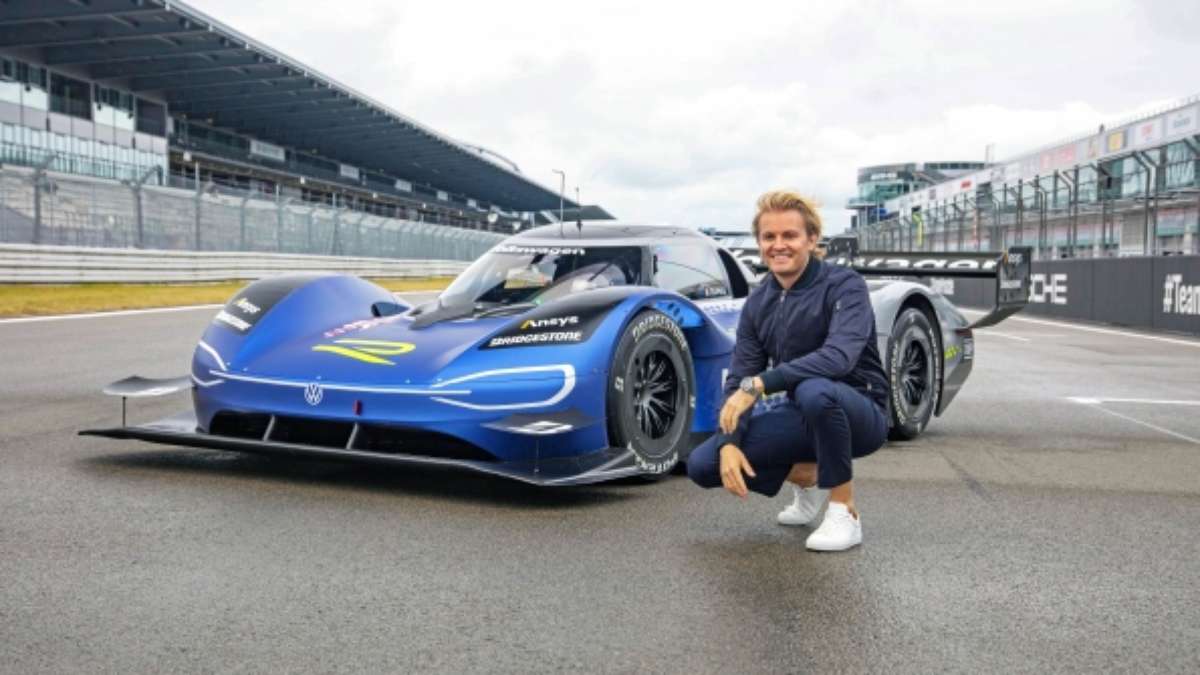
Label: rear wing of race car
xmin=823 ymin=237 xmax=1032 ymax=329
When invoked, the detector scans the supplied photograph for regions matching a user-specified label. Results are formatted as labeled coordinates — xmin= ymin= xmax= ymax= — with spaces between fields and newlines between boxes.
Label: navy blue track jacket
xmin=718 ymin=256 xmax=889 ymax=448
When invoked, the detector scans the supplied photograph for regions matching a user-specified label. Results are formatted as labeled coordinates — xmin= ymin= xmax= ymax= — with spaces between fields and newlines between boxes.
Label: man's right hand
xmin=719 ymin=443 xmax=757 ymax=498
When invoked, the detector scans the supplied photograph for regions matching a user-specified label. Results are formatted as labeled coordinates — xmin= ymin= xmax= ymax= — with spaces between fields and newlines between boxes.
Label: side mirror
xmin=370 ymin=301 xmax=406 ymax=317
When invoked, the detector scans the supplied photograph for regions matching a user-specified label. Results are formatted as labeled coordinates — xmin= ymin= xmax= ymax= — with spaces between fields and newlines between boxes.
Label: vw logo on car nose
xmin=304 ymin=382 xmax=324 ymax=406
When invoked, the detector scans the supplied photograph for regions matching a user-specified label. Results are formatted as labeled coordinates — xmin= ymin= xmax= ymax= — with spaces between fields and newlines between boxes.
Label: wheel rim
xmin=631 ymin=349 xmax=679 ymax=439
xmin=900 ymin=337 xmax=930 ymax=413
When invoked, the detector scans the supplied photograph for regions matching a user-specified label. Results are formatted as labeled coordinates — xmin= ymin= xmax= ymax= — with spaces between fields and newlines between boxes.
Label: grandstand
xmin=846 ymin=161 xmax=987 ymax=230
xmin=0 ymin=0 xmax=611 ymax=258
xmin=856 ymin=96 xmax=1200 ymax=258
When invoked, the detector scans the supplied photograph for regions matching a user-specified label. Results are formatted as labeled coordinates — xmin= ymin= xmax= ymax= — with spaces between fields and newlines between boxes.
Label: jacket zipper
xmin=776 ymin=287 xmax=787 ymax=366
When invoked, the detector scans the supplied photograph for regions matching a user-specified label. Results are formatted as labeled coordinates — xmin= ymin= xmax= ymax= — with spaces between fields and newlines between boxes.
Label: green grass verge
xmin=0 ymin=277 xmax=452 ymax=318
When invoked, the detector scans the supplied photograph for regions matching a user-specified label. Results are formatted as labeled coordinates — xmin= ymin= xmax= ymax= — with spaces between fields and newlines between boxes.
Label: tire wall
xmin=927 ymin=254 xmax=1200 ymax=336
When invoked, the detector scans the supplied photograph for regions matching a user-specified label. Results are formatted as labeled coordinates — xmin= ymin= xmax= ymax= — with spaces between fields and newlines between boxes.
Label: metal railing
xmin=857 ymin=154 xmax=1200 ymax=258
xmin=0 ymin=164 xmax=505 ymax=261
xmin=0 ymin=243 xmax=467 ymax=283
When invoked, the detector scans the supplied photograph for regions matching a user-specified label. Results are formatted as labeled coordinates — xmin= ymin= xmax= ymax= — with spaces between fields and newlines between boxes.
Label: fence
xmin=936 ymin=255 xmax=1200 ymax=336
xmin=0 ymin=164 xmax=505 ymax=261
xmin=859 ymin=142 xmax=1200 ymax=259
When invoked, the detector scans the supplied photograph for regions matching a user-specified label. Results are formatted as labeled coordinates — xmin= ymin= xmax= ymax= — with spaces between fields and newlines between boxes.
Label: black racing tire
xmin=887 ymin=307 xmax=940 ymax=441
xmin=606 ymin=310 xmax=695 ymax=476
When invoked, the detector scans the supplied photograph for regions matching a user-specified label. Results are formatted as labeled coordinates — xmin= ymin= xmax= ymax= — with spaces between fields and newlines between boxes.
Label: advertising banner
xmin=339 ymin=163 xmax=360 ymax=181
xmin=1165 ymin=105 xmax=1198 ymax=140
xmin=1154 ymin=257 xmax=1200 ymax=334
xmin=1131 ymin=117 xmax=1163 ymax=149
xmin=948 ymin=256 xmax=1200 ymax=336
xmin=1079 ymin=136 xmax=1102 ymax=162
xmin=249 ymin=139 xmax=286 ymax=162
xmin=1051 ymin=144 xmax=1077 ymax=168
xmin=1106 ymin=130 xmax=1127 ymax=153
xmin=1023 ymin=259 xmax=1093 ymax=322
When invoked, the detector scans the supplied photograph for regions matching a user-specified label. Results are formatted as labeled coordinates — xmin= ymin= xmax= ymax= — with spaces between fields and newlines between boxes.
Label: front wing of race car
xmin=81 ymin=283 xmax=725 ymax=486
xmin=81 ymin=370 xmax=647 ymax=486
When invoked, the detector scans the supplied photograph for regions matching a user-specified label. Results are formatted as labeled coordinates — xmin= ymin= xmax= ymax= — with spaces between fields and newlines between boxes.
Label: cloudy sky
xmin=192 ymin=0 xmax=1196 ymax=233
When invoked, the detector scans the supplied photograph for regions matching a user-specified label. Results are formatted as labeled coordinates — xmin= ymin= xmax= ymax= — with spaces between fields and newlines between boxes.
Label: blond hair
xmin=751 ymin=190 xmax=823 ymax=241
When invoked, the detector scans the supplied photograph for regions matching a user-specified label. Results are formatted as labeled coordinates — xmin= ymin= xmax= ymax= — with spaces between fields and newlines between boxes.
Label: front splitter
xmin=80 ymin=411 xmax=644 ymax=487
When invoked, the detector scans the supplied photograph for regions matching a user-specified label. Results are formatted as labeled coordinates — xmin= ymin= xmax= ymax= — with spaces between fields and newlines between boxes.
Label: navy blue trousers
xmin=687 ymin=378 xmax=888 ymax=496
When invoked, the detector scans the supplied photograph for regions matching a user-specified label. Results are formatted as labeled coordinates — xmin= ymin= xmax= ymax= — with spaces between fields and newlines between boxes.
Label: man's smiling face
xmin=757 ymin=210 xmax=818 ymax=281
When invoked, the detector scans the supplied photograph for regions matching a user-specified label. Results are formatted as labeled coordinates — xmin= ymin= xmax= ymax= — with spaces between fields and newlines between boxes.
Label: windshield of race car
xmin=440 ymin=244 xmax=644 ymax=309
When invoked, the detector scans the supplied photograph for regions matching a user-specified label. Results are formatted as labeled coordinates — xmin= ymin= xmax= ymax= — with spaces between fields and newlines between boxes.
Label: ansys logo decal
xmin=520 ymin=315 xmax=579 ymax=330
xmin=312 ymin=339 xmax=416 ymax=365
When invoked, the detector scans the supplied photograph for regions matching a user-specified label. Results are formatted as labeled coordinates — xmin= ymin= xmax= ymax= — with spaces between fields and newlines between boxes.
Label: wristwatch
xmin=739 ymin=376 xmax=761 ymax=396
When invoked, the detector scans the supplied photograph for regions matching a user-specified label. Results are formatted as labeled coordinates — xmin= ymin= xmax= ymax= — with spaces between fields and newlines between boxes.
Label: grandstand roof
xmin=0 ymin=0 xmax=580 ymax=212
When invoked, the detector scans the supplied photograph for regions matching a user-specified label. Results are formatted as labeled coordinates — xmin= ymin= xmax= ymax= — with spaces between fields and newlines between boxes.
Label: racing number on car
xmin=311 ymin=339 xmax=416 ymax=365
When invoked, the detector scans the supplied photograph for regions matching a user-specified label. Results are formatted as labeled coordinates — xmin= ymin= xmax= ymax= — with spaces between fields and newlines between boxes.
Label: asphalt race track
xmin=3 ymin=295 xmax=1200 ymax=673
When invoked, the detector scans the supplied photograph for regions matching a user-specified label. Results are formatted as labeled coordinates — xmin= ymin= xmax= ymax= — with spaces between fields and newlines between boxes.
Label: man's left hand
xmin=719 ymin=390 xmax=756 ymax=434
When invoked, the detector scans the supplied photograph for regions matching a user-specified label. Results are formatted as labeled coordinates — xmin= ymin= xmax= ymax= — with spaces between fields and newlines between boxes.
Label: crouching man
xmin=687 ymin=190 xmax=889 ymax=552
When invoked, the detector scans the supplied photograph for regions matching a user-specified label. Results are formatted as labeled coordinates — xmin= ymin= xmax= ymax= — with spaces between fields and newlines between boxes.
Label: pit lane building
xmin=856 ymin=96 xmax=1200 ymax=258
xmin=0 ymin=0 xmax=599 ymax=249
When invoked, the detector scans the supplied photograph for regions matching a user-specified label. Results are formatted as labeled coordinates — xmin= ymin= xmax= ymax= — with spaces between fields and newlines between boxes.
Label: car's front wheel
xmin=606 ymin=310 xmax=695 ymax=475
xmin=887 ymin=307 xmax=939 ymax=440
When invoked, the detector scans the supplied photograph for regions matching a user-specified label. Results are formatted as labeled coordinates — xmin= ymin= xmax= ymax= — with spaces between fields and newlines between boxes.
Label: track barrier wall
xmin=0 ymin=244 xmax=468 ymax=283
xmin=930 ymin=255 xmax=1200 ymax=336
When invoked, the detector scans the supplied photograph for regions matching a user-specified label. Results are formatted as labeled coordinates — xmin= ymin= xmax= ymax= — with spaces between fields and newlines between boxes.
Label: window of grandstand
xmin=136 ymin=98 xmax=167 ymax=137
xmin=93 ymin=85 xmax=135 ymax=131
xmin=50 ymin=73 xmax=91 ymax=120
xmin=13 ymin=61 xmax=48 ymax=111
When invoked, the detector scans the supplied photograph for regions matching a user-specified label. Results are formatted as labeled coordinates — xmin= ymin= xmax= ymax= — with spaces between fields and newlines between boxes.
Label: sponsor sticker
xmin=234 ymin=298 xmax=260 ymax=315
xmin=312 ymin=339 xmax=416 ymax=365
xmin=494 ymin=244 xmax=586 ymax=256
xmin=486 ymin=331 xmax=583 ymax=348
xmin=520 ymin=315 xmax=579 ymax=330
xmin=215 ymin=309 xmax=251 ymax=332
xmin=323 ymin=314 xmax=406 ymax=338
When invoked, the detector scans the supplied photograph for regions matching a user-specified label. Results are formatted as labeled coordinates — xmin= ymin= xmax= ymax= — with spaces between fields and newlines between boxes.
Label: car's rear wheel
xmin=606 ymin=310 xmax=695 ymax=476
xmin=887 ymin=307 xmax=939 ymax=440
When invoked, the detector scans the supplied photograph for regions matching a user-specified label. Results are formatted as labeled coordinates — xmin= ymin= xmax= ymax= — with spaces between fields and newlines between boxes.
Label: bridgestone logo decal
xmin=487 ymin=331 xmax=583 ymax=347
xmin=632 ymin=313 xmax=685 ymax=344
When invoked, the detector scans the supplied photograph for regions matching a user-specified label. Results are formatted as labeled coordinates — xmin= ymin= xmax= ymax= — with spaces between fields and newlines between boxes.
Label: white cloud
xmin=191 ymin=0 xmax=1196 ymax=234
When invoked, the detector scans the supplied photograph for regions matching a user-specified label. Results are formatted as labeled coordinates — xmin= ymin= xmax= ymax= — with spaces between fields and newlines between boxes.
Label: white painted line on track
xmin=976 ymin=331 xmax=1030 ymax=342
xmin=960 ymin=308 xmax=1200 ymax=348
xmin=1072 ymin=401 xmax=1200 ymax=445
xmin=1068 ymin=397 xmax=1200 ymax=407
xmin=0 ymin=303 xmax=221 ymax=325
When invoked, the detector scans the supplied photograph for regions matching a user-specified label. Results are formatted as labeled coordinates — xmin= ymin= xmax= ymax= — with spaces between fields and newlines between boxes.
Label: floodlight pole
xmin=552 ymin=169 xmax=565 ymax=222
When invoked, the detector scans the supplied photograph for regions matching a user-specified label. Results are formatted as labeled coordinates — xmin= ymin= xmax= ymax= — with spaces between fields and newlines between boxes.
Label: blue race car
xmin=83 ymin=223 xmax=1029 ymax=486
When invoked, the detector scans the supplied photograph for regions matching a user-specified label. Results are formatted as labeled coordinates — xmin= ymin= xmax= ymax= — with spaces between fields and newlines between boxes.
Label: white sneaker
xmin=777 ymin=484 xmax=828 ymax=526
xmin=805 ymin=502 xmax=862 ymax=552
